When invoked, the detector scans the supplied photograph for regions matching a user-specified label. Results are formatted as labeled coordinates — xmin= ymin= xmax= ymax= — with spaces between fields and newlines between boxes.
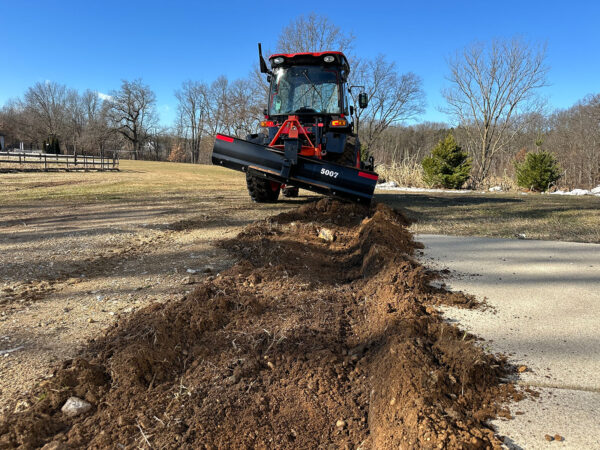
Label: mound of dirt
xmin=0 ymin=199 xmax=521 ymax=449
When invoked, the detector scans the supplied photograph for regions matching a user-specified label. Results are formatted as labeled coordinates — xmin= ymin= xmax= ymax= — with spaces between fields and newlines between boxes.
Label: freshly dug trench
xmin=0 ymin=199 xmax=522 ymax=449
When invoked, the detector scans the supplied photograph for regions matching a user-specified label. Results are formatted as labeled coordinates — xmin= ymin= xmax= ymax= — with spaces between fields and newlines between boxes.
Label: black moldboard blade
xmin=212 ymin=134 xmax=378 ymax=203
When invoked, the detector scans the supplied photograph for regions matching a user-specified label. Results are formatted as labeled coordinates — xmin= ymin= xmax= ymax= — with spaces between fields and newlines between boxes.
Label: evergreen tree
xmin=514 ymin=151 xmax=561 ymax=192
xmin=422 ymin=133 xmax=472 ymax=189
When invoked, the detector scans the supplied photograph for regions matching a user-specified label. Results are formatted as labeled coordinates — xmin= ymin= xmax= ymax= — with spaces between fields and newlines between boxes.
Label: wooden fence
xmin=0 ymin=152 xmax=119 ymax=171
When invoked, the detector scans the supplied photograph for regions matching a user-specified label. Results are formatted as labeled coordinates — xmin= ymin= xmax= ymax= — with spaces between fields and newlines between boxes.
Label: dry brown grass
xmin=1 ymin=159 xmax=598 ymax=243
xmin=376 ymin=160 xmax=425 ymax=187
xmin=378 ymin=190 xmax=600 ymax=243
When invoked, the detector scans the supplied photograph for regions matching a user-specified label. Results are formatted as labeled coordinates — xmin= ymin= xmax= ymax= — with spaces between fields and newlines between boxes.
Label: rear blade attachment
xmin=212 ymin=134 xmax=378 ymax=203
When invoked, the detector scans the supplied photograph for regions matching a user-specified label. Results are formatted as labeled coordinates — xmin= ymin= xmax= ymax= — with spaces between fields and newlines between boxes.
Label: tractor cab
xmin=267 ymin=52 xmax=350 ymax=123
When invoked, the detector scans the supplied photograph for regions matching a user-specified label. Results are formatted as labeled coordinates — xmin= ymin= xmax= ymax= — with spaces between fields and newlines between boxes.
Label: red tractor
xmin=212 ymin=44 xmax=378 ymax=203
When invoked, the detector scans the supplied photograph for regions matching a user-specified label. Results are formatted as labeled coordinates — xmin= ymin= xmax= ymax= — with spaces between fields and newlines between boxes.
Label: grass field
xmin=1 ymin=159 xmax=599 ymax=242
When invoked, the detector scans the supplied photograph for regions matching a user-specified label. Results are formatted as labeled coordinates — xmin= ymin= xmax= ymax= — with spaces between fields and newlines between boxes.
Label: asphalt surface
xmin=417 ymin=234 xmax=600 ymax=449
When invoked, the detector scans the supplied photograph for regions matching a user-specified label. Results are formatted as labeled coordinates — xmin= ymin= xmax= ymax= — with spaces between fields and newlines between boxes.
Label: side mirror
xmin=358 ymin=93 xmax=368 ymax=109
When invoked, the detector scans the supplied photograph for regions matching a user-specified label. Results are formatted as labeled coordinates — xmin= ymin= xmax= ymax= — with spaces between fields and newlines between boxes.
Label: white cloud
xmin=98 ymin=92 xmax=113 ymax=101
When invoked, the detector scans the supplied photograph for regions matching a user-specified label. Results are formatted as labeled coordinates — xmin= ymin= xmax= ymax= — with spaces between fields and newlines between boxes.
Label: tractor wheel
xmin=333 ymin=135 xmax=359 ymax=167
xmin=282 ymin=186 xmax=299 ymax=198
xmin=246 ymin=172 xmax=280 ymax=203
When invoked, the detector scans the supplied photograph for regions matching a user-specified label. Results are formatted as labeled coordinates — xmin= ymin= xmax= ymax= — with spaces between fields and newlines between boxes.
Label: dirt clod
xmin=0 ymin=199 xmax=521 ymax=448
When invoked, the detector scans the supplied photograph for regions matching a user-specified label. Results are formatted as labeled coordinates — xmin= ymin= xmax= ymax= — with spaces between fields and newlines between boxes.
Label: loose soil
xmin=0 ymin=199 xmax=522 ymax=449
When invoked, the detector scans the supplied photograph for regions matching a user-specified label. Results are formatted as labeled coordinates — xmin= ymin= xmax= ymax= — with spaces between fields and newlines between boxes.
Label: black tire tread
xmin=332 ymin=135 xmax=358 ymax=167
xmin=246 ymin=173 xmax=280 ymax=203
xmin=244 ymin=133 xmax=280 ymax=203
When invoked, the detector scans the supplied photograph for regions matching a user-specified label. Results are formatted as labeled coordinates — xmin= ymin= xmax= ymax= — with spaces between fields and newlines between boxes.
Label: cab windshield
xmin=269 ymin=65 xmax=341 ymax=115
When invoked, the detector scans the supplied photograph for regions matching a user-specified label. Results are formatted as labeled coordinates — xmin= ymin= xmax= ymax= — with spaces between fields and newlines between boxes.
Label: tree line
xmin=0 ymin=13 xmax=598 ymax=189
xmin=371 ymin=93 xmax=600 ymax=189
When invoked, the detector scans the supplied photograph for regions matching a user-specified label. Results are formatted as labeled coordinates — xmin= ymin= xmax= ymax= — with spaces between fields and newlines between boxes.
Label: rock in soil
xmin=0 ymin=199 xmax=523 ymax=449
xmin=61 ymin=397 xmax=92 ymax=417
xmin=318 ymin=228 xmax=335 ymax=242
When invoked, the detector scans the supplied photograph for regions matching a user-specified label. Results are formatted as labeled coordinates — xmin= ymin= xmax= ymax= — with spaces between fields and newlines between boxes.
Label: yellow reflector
xmin=331 ymin=119 xmax=347 ymax=127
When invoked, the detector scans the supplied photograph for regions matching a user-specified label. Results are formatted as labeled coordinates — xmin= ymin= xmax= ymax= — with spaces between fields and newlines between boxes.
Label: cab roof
xmin=268 ymin=51 xmax=350 ymax=73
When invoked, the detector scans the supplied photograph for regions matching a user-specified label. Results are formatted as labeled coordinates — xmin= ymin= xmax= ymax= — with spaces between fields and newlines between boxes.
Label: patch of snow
xmin=571 ymin=189 xmax=592 ymax=196
xmin=375 ymin=184 xmax=475 ymax=194
xmin=550 ymin=187 xmax=600 ymax=196
xmin=376 ymin=183 xmax=600 ymax=197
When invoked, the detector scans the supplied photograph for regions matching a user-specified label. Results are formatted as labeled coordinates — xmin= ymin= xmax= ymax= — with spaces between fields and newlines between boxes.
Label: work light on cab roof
xmin=211 ymin=43 xmax=377 ymax=204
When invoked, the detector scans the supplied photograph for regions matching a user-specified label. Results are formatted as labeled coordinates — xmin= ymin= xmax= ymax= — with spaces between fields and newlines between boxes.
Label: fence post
xmin=44 ymin=154 xmax=47 ymax=170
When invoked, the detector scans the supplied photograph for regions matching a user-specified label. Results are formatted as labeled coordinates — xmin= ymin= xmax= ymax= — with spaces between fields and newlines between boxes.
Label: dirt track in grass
xmin=0 ymin=199 xmax=523 ymax=449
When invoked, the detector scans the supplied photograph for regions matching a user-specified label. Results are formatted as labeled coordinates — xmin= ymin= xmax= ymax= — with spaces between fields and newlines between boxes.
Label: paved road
xmin=417 ymin=234 xmax=600 ymax=449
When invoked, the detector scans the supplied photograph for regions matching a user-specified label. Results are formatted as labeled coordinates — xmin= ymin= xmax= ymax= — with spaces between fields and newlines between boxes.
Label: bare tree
xmin=80 ymin=91 xmax=116 ymax=155
xmin=546 ymin=94 xmax=600 ymax=188
xmin=175 ymin=80 xmax=209 ymax=163
xmin=0 ymin=100 xmax=29 ymax=148
xmin=22 ymin=81 xmax=75 ymax=151
xmin=227 ymin=78 xmax=263 ymax=137
xmin=443 ymin=38 xmax=549 ymax=184
xmin=351 ymin=55 xmax=425 ymax=150
xmin=277 ymin=13 xmax=354 ymax=54
xmin=65 ymin=89 xmax=86 ymax=153
xmin=108 ymin=79 xmax=158 ymax=160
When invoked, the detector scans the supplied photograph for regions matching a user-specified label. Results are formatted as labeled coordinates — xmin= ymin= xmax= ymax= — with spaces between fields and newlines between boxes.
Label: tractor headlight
xmin=273 ymin=57 xmax=284 ymax=64
xmin=323 ymin=55 xmax=335 ymax=63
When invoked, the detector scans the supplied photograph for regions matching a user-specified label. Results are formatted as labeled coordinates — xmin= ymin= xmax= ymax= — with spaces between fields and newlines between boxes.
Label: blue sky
xmin=1 ymin=0 xmax=598 ymax=126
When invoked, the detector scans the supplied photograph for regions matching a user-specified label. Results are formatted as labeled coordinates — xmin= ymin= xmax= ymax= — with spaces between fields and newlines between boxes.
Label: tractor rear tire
xmin=333 ymin=135 xmax=359 ymax=167
xmin=246 ymin=173 xmax=280 ymax=203
xmin=244 ymin=133 xmax=281 ymax=203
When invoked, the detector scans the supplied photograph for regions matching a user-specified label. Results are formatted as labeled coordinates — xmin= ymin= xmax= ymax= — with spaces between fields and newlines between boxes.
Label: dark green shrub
xmin=514 ymin=151 xmax=561 ymax=192
xmin=422 ymin=133 xmax=471 ymax=189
